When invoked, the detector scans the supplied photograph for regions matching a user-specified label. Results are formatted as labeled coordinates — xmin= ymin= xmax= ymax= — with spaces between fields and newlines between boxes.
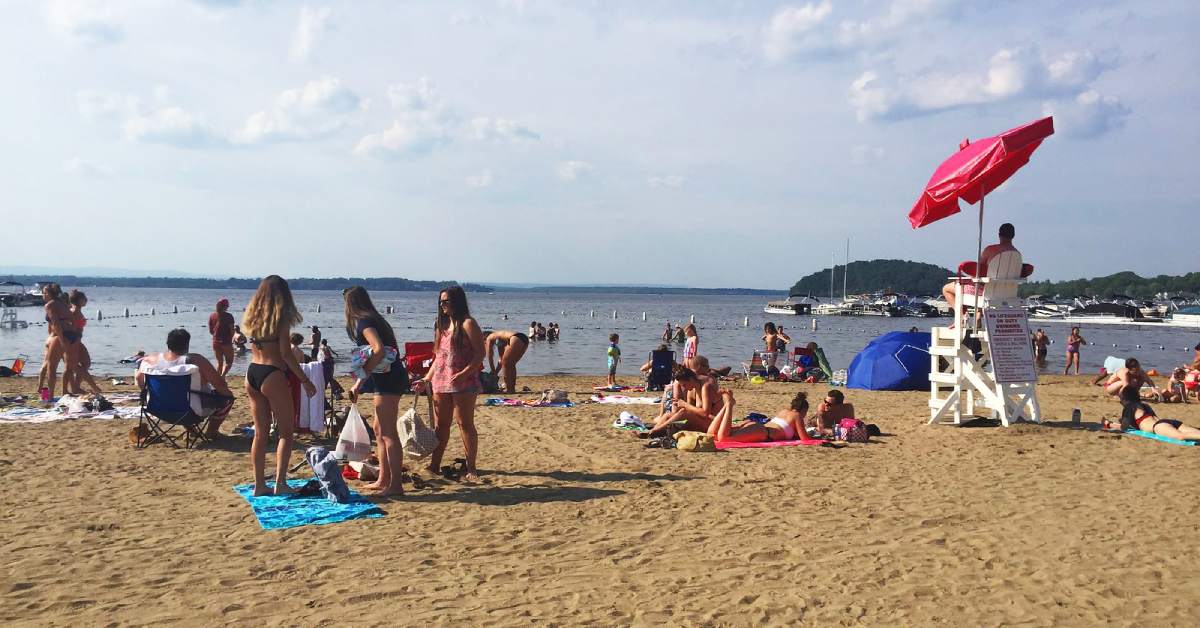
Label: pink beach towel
xmin=714 ymin=439 xmax=827 ymax=449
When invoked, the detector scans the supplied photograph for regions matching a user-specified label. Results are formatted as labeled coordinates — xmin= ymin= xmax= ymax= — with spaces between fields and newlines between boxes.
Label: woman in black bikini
xmin=344 ymin=286 xmax=409 ymax=497
xmin=39 ymin=283 xmax=81 ymax=401
xmin=485 ymin=330 xmax=529 ymax=394
xmin=242 ymin=276 xmax=315 ymax=497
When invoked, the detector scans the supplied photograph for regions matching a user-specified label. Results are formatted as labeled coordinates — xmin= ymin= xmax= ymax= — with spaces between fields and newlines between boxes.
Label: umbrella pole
xmin=973 ymin=192 xmax=985 ymax=332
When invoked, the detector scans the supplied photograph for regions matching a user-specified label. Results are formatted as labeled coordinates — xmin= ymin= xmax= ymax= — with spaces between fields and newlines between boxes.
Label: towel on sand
xmin=590 ymin=394 xmax=661 ymax=405
xmin=233 ymin=478 xmax=383 ymax=530
xmin=484 ymin=398 xmax=575 ymax=408
xmin=714 ymin=439 xmax=828 ymax=449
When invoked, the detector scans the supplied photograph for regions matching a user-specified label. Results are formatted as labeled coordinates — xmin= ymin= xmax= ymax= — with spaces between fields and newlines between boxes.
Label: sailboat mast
xmin=829 ymin=251 xmax=835 ymax=302
xmin=842 ymin=238 xmax=849 ymax=301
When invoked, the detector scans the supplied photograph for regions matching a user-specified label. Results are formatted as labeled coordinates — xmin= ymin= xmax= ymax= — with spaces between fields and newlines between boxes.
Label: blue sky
xmin=2 ymin=1 xmax=1196 ymax=289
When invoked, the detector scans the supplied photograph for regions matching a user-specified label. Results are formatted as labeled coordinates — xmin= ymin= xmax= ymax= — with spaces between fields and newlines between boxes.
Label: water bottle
xmin=1071 ymin=408 xmax=1081 ymax=425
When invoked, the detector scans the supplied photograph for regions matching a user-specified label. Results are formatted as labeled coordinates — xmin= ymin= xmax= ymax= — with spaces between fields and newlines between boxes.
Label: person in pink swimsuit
xmin=415 ymin=286 xmax=485 ymax=482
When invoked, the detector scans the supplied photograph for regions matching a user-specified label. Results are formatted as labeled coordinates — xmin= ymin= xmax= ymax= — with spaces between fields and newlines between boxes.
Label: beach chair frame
xmin=741 ymin=351 xmax=771 ymax=380
xmin=646 ymin=350 xmax=675 ymax=391
xmin=137 ymin=374 xmax=226 ymax=449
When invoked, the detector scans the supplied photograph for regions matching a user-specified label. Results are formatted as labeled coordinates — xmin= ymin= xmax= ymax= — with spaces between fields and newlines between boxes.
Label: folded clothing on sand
xmin=233 ymin=478 xmax=383 ymax=530
xmin=612 ymin=411 xmax=649 ymax=431
xmin=590 ymin=394 xmax=661 ymax=405
xmin=484 ymin=398 xmax=575 ymax=408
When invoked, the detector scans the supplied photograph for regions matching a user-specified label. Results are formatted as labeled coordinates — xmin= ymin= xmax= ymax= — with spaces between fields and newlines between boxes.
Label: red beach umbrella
xmin=907 ymin=117 xmax=1054 ymax=318
xmin=909 ymin=115 xmax=1054 ymax=230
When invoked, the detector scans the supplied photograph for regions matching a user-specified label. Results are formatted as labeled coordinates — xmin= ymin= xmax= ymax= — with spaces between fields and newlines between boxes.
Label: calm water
xmin=2 ymin=287 xmax=1197 ymax=379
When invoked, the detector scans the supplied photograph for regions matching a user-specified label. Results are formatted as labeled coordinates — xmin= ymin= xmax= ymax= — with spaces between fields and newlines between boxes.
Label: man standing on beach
xmin=208 ymin=298 xmax=235 ymax=377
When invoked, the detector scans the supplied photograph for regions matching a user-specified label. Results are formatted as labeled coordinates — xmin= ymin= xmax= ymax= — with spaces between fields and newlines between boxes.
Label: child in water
xmin=606 ymin=333 xmax=621 ymax=387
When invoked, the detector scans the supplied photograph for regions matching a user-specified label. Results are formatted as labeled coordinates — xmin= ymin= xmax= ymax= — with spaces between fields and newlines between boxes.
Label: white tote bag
xmin=399 ymin=394 xmax=439 ymax=459
xmin=335 ymin=405 xmax=372 ymax=462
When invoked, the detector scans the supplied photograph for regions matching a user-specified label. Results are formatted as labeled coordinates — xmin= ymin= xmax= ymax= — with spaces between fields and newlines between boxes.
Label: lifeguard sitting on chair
xmin=942 ymin=222 xmax=1034 ymax=320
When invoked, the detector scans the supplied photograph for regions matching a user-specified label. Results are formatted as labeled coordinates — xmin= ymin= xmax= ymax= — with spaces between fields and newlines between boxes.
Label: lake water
xmin=2 ymin=287 xmax=1197 ymax=379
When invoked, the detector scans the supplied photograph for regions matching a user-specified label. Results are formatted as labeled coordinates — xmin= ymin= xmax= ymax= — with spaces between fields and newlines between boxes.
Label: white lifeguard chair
xmin=928 ymin=250 xmax=1041 ymax=427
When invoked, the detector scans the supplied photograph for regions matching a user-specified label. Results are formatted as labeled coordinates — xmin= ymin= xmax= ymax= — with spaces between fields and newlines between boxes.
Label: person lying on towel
xmin=811 ymin=389 xmax=855 ymax=437
xmin=706 ymin=390 xmax=809 ymax=443
xmin=1105 ymin=400 xmax=1200 ymax=442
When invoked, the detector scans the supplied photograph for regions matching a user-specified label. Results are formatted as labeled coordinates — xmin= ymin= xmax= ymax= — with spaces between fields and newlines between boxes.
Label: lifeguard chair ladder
xmin=928 ymin=250 xmax=1041 ymax=427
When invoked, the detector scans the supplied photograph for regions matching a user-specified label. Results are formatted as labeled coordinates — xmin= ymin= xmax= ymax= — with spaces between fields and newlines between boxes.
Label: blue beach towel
xmin=233 ymin=479 xmax=384 ymax=530
xmin=1125 ymin=430 xmax=1197 ymax=447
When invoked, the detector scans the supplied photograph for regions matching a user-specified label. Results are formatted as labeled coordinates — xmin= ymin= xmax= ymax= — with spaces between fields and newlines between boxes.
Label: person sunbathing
xmin=1105 ymin=400 xmax=1200 ymax=441
xmin=645 ymin=367 xmax=722 ymax=437
xmin=707 ymin=390 xmax=809 ymax=443
xmin=811 ymin=389 xmax=855 ymax=436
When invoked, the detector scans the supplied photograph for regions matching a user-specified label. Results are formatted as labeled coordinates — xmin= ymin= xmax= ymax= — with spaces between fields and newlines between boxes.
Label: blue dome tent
xmin=847 ymin=331 xmax=932 ymax=391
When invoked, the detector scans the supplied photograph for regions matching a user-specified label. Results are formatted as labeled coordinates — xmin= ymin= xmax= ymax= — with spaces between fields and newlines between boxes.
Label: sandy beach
xmin=2 ymin=373 xmax=1199 ymax=626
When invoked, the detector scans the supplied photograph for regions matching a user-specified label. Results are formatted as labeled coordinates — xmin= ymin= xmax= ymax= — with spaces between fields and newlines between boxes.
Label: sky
xmin=1 ymin=0 xmax=1197 ymax=289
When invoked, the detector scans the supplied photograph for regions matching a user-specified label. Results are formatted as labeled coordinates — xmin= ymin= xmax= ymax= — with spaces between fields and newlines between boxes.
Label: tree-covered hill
xmin=789 ymin=260 xmax=952 ymax=297
xmin=1020 ymin=271 xmax=1200 ymax=299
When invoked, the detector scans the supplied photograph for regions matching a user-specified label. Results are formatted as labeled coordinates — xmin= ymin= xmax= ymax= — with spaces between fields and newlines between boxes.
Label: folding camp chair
xmin=404 ymin=341 xmax=435 ymax=383
xmin=741 ymin=351 xmax=771 ymax=379
xmin=646 ymin=349 xmax=675 ymax=391
xmin=137 ymin=374 xmax=233 ymax=449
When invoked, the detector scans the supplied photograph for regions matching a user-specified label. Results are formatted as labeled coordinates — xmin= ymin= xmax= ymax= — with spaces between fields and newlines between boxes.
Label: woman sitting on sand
xmin=644 ymin=367 xmax=722 ymax=437
xmin=243 ymin=275 xmax=315 ymax=496
xmin=706 ymin=390 xmax=809 ymax=443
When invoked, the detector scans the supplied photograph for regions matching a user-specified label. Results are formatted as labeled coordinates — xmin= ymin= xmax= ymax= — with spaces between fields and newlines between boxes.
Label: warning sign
xmin=983 ymin=307 xmax=1038 ymax=383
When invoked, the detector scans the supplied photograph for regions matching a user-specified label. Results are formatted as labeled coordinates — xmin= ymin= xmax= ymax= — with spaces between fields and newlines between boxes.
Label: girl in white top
xmin=707 ymin=391 xmax=809 ymax=443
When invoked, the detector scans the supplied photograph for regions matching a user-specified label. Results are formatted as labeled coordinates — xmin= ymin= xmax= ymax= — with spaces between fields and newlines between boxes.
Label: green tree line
xmin=1020 ymin=271 xmax=1200 ymax=299
xmin=789 ymin=259 xmax=952 ymax=297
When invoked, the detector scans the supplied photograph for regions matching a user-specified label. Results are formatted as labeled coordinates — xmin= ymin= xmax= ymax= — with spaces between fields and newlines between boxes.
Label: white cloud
xmin=850 ymin=144 xmax=885 ymax=165
xmin=647 ymin=174 xmax=685 ymax=188
xmin=46 ymin=0 xmax=123 ymax=46
xmin=762 ymin=1 xmax=833 ymax=62
xmin=449 ymin=11 xmax=485 ymax=26
xmin=466 ymin=169 xmax=494 ymax=188
xmin=466 ymin=117 xmax=540 ymax=142
xmin=291 ymin=7 xmax=332 ymax=61
xmin=556 ymin=160 xmax=593 ymax=181
xmin=63 ymin=156 xmax=113 ymax=177
xmin=236 ymin=76 xmax=362 ymax=143
xmin=850 ymin=47 xmax=1119 ymax=122
xmin=123 ymin=106 xmax=221 ymax=148
xmin=77 ymin=90 xmax=137 ymax=120
xmin=837 ymin=0 xmax=962 ymax=48
xmin=356 ymin=78 xmax=538 ymax=158
xmin=1043 ymin=90 xmax=1130 ymax=139
xmin=355 ymin=79 xmax=456 ymax=157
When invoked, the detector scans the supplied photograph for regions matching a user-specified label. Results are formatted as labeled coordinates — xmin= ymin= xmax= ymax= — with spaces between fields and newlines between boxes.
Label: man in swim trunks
xmin=208 ymin=298 xmax=236 ymax=377
xmin=485 ymin=330 xmax=529 ymax=394
xmin=940 ymin=222 xmax=1032 ymax=318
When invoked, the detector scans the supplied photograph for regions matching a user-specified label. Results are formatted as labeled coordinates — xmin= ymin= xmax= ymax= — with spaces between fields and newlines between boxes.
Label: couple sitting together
xmin=642 ymin=355 xmax=853 ymax=443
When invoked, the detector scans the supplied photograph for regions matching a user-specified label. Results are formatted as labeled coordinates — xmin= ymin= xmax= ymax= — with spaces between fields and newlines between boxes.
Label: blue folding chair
xmin=646 ymin=350 xmax=675 ymax=391
xmin=138 ymin=374 xmax=232 ymax=449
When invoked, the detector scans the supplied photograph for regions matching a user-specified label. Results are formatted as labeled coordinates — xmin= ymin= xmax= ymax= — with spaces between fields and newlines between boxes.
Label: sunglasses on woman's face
xmin=439 ymin=300 xmax=450 ymax=305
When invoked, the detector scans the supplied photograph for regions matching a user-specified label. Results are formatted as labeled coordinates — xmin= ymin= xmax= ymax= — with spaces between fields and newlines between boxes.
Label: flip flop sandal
xmin=439 ymin=465 xmax=462 ymax=481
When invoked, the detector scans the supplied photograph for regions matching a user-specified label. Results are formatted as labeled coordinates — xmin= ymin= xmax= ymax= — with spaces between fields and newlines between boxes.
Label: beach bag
xmin=335 ymin=405 xmax=372 ymax=462
xmin=835 ymin=418 xmax=870 ymax=443
xmin=399 ymin=394 xmax=439 ymax=459
xmin=540 ymin=389 xmax=569 ymax=404
xmin=479 ymin=371 xmax=500 ymax=393
xmin=306 ymin=446 xmax=351 ymax=503
xmin=674 ymin=430 xmax=716 ymax=452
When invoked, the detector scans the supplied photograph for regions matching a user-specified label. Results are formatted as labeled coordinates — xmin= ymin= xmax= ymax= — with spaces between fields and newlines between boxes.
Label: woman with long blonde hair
xmin=242 ymin=276 xmax=315 ymax=496
xmin=414 ymin=285 xmax=484 ymax=482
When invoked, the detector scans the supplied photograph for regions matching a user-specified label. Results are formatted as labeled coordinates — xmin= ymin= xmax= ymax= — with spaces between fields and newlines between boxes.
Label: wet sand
xmin=1 ymin=374 xmax=1198 ymax=626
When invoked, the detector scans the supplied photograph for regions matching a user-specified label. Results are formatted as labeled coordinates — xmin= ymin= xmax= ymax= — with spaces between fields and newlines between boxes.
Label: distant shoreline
xmin=0 ymin=275 xmax=783 ymax=297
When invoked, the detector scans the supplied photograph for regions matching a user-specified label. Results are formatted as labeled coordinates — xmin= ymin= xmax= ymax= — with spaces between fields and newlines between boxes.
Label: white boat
xmin=764 ymin=296 xmax=816 ymax=315
xmin=1165 ymin=306 xmax=1200 ymax=329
